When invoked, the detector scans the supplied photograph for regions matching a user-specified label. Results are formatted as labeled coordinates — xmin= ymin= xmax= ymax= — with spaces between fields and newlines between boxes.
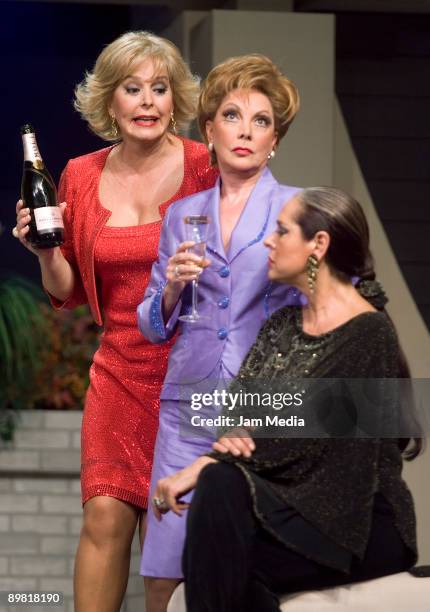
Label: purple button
xmin=218 ymin=296 xmax=229 ymax=309
xmin=217 ymin=328 xmax=228 ymax=340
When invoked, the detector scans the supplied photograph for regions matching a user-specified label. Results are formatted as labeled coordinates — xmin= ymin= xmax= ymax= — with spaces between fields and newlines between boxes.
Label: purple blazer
xmin=137 ymin=168 xmax=302 ymax=399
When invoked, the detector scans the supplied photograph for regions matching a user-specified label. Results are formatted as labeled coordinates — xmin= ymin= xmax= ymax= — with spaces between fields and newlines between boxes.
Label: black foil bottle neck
xmin=21 ymin=123 xmax=35 ymax=135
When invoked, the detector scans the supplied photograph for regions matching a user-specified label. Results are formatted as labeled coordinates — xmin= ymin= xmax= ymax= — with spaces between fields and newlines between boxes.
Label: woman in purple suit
xmin=137 ymin=54 xmax=301 ymax=611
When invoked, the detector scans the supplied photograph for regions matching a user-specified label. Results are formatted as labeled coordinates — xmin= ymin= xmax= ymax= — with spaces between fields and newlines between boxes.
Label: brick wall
xmin=0 ymin=411 xmax=145 ymax=612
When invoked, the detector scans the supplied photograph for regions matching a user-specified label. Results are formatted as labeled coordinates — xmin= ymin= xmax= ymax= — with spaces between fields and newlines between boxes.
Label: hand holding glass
xmin=179 ymin=215 xmax=210 ymax=322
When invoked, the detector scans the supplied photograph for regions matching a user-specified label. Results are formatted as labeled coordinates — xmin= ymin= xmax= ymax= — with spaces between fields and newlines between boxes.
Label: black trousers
xmin=182 ymin=462 xmax=414 ymax=612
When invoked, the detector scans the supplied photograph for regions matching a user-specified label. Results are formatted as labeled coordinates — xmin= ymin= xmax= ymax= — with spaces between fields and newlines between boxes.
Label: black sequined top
xmin=209 ymin=307 xmax=417 ymax=569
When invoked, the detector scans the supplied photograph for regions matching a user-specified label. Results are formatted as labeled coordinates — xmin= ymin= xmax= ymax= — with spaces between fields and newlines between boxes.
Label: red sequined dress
xmin=54 ymin=138 xmax=217 ymax=509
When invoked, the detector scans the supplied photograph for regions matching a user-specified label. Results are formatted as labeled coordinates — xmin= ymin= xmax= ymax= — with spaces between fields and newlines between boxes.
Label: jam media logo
xmin=180 ymin=378 xmax=430 ymax=440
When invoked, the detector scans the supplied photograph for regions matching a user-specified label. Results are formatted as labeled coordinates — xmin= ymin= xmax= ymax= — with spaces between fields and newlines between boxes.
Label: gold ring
xmin=12 ymin=226 xmax=19 ymax=238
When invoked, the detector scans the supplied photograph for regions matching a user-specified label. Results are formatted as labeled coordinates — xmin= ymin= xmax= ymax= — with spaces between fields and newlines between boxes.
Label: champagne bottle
xmin=20 ymin=124 xmax=64 ymax=248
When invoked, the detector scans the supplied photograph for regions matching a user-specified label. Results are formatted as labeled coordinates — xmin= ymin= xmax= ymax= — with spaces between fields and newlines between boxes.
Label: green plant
xmin=30 ymin=303 xmax=100 ymax=410
xmin=0 ymin=273 xmax=100 ymax=441
xmin=0 ymin=274 xmax=47 ymax=439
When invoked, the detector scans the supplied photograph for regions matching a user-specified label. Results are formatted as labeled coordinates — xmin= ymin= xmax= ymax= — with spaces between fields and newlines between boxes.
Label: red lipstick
xmin=233 ymin=147 xmax=253 ymax=155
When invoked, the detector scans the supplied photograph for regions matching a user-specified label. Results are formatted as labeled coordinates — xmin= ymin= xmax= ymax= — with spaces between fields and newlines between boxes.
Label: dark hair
xmin=295 ymin=186 xmax=423 ymax=460
xmin=295 ymin=187 xmax=374 ymax=281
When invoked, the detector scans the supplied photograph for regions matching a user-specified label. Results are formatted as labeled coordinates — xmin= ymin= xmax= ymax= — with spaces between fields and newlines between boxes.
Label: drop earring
xmin=268 ymin=149 xmax=275 ymax=160
xmin=307 ymin=254 xmax=319 ymax=293
xmin=208 ymin=142 xmax=214 ymax=152
xmin=110 ymin=115 xmax=118 ymax=139
xmin=170 ymin=111 xmax=177 ymax=134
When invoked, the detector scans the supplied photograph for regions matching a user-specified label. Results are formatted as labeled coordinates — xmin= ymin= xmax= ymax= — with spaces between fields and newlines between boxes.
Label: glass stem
xmin=191 ymin=279 xmax=199 ymax=318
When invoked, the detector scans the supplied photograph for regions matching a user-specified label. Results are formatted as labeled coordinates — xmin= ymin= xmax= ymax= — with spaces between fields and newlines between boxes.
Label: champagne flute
xmin=179 ymin=215 xmax=210 ymax=322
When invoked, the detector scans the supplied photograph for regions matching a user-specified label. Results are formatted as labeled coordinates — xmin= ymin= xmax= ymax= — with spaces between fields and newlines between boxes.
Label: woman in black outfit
xmin=152 ymin=186 xmax=421 ymax=612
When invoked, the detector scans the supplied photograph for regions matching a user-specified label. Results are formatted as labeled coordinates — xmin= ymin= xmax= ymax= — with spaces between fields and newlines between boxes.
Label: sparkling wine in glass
xmin=179 ymin=215 xmax=210 ymax=323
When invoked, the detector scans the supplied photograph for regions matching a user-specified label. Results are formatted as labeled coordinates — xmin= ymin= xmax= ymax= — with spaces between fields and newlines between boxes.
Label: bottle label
xmin=34 ymin=207 xmax=64 ymax=233
xmin=22 ymin=132 xmax=43 ymax=165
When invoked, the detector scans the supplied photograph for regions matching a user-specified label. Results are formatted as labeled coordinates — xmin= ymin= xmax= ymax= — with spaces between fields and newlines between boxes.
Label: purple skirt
xmin=140 ymin=398 xmax=216 ymax=578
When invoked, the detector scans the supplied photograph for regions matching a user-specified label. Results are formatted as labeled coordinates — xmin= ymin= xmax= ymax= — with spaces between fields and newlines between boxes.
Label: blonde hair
xmin=198 ymin=54 xmax=300 ymax=162
xmin=74 ymin=31 xmax=200 ymax=141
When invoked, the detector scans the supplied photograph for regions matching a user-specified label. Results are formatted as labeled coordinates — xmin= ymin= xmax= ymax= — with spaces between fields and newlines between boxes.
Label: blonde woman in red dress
xmin=14 ymin=31 xmax=217 ymax=612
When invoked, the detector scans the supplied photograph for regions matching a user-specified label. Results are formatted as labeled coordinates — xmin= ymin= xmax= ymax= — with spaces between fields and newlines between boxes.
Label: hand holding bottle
xmin=14 ymin=199 xmax=66 ymax=258
xmin=19 ymin=124 xmax=64 ymax=249
xmin=14 ymin=197 xmax=74 ymax=301
xmin=13 ymin=125 xmax=74 ymax=302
